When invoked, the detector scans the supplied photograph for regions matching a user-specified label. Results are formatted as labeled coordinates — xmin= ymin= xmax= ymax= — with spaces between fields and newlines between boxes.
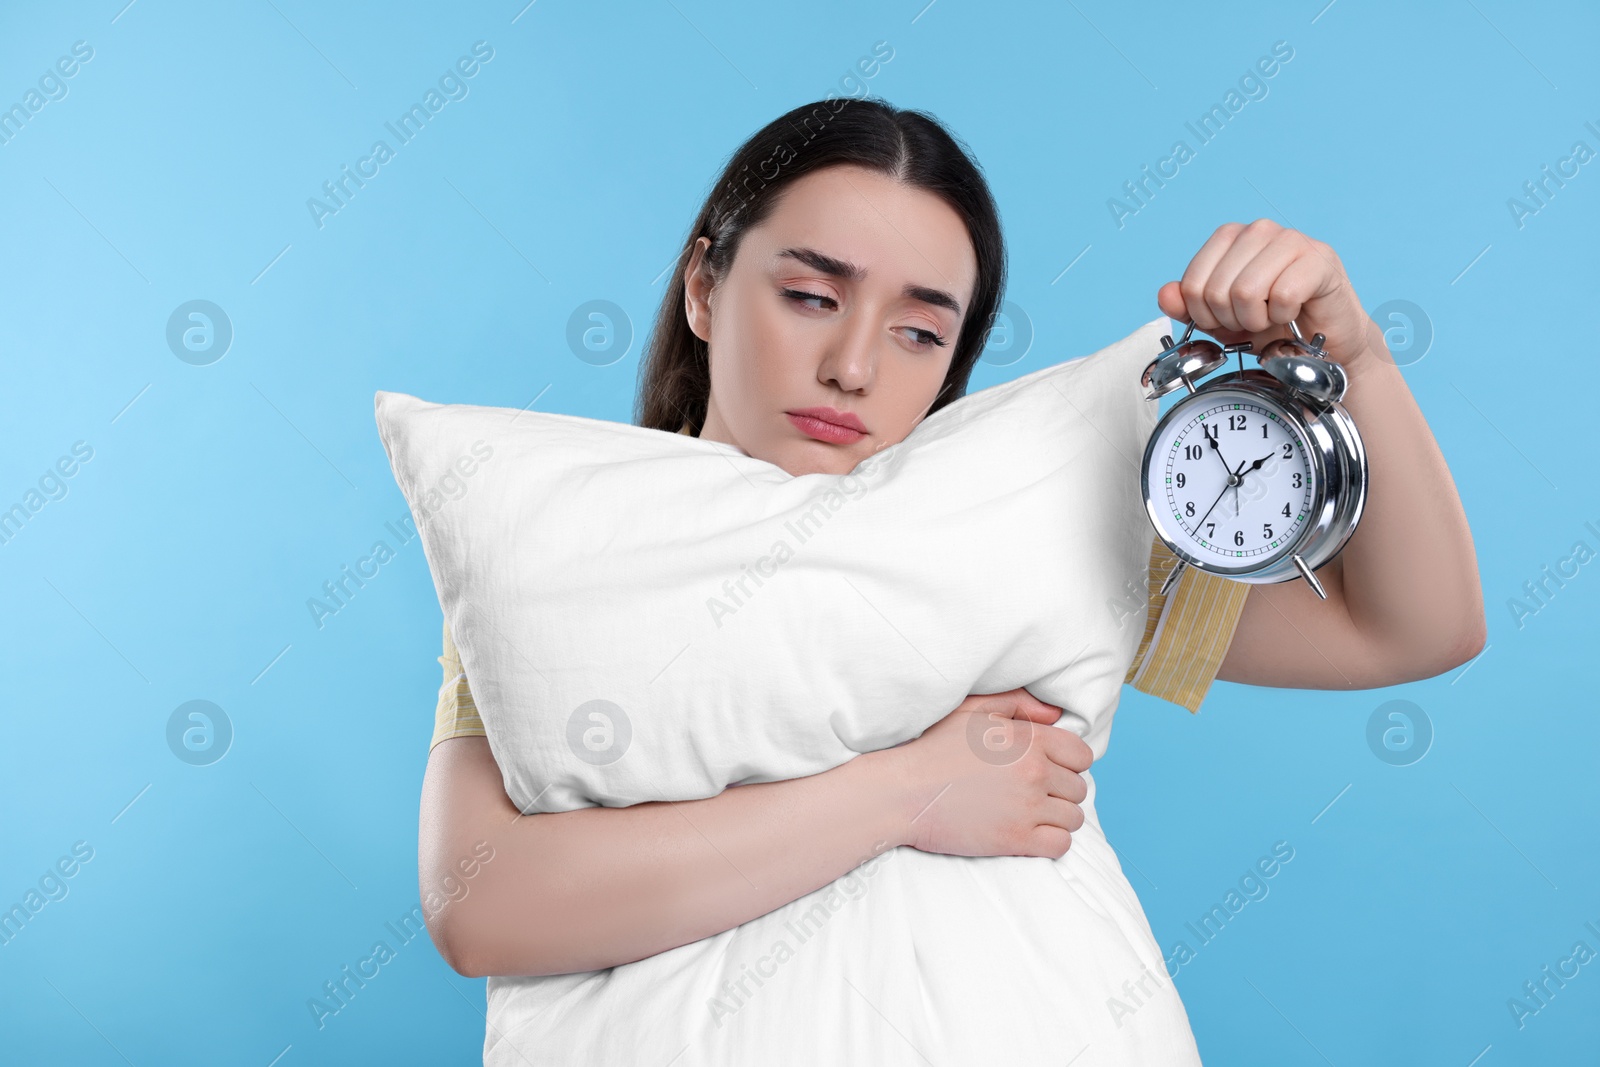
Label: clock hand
xmin=1203 ymin=423 xmax=1235 ymax=479
xmin=1197 ymin=458 xmax=1250 ymax=530
xmin=1230 ymin=452 xmax=1277 ymax=517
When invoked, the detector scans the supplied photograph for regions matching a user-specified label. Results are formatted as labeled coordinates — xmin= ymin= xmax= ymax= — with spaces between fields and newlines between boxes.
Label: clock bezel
xmin=1141 ymin=369 xmax=1364 ymax=584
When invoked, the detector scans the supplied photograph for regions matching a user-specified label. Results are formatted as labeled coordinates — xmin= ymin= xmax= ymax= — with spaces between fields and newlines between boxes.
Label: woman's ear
xmin=683 ymin=236 xmax=714 ymax=343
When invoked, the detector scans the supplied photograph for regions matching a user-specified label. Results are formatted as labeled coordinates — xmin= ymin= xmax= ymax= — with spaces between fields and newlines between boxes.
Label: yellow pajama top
xmin=430 ymin=426 xmax=1251 ymax=753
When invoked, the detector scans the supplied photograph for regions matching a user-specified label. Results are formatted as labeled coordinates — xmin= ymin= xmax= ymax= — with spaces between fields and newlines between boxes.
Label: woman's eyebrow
xmin=776 ymin=246 xmax=962 ymax=317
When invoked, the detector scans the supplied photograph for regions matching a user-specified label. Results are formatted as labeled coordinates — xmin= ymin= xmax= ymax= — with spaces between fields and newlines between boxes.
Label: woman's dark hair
xmin=634 ymin=97 xmax=1006 ymax=435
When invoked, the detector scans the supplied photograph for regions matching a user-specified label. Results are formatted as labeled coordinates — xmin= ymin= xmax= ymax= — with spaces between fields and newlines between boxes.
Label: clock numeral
xmin=1184 ymin=444 xmax=1203 ymax=460
xmin=1184 ymin=501 xmax=1195 ymax=516
xmin=1175 ymin=472 xmax=1186 ymax=488
xmin=1233 ymin=530 xmax=1244 ymax=547
xmin=1262 ymin=523 xmax=1273 ymax=540
xmin=1292 ymin=472 xmax=1303 ymax=488
xmin=1281 ymin=442 xmax=1293 ymax=458
xmin=1281 ymin=503 xmax=1291 ymax=518
xmin=1229 ymin=414 xmax=1247 ymax=431
xmin=1205 ymin=522 xmax=1215 ymax=537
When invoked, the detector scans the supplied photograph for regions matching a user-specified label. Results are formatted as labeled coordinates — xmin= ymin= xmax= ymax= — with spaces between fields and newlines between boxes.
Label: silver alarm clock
xmin=1138 ymin=319 xmax=1368 ymax=601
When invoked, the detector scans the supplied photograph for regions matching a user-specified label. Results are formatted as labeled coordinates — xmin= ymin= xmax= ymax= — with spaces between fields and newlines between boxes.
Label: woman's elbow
xmin=424 ymin=856 xmax=531 ymax=978
xmin=427 ymin=905 xmax=484 ymax=978
xmin=418 ymin=736 xmax=522 ymax=977
xmin=445 ymin=948 xmax=491 ymax=980
xmin=416 ymin=865 xmax=480 ymax=976
xmin=1449 ymin=612 xmax=1489 ymax=668
xmin=431 ymin=892 xmax=560 ymax=979
xmin=1384 ymin=613 xmax=1487 ymax=686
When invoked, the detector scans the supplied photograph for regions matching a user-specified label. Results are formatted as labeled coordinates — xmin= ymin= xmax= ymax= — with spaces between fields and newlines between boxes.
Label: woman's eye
xmin=782 ymin=288 xmax=835 ymax=310
xmin=900 ymin=326 xmax=948 ymax=349
xmin=782 ymin=288 xmax=947 ymax=349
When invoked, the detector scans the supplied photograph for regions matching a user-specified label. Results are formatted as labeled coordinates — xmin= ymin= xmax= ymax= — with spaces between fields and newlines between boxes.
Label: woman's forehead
xmin=746 ymin=167 xmax=977 ymax=307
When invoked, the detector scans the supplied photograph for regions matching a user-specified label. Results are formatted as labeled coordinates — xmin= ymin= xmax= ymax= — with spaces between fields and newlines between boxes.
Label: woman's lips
xmin=786 ymin=412 xmax=866 ymax=445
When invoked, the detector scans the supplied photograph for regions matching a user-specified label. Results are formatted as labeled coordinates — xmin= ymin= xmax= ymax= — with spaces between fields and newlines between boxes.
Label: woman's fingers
xmin=1024 ymin=823 xmax=1075 ymax=860
xmin=953 ymin=689 xmax=1092 ymax=775
xmin=1043 ymin=724 xmax=1093 ymax=774
xmin=1037 ymin=795 xmax=1086 ymax=835
xmin=957 ymin=687 xmax=1063 ymax=726
xmin=1045 ymin=764 xmax=1087 ymax=805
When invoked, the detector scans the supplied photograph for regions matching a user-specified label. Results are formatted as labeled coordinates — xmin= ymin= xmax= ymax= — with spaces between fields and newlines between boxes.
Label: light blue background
xmin=2 ymin=1 xmax=1595 ymax=1064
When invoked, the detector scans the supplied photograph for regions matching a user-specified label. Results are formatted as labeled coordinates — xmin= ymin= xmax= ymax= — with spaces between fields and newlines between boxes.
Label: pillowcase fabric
xmin=375 ymin=316 xmax=1169 ymax=816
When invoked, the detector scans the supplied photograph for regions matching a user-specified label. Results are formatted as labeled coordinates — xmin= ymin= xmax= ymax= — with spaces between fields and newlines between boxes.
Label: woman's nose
xmin=819 ymin=318 xmax=878 ymax=392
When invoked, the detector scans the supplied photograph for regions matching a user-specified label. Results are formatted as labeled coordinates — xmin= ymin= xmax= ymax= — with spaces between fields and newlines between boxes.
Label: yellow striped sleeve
xmin=1123 ymin=538 xmax=1251 ymax=713
xmin=431 ymin=620 xmax=487 ymax=753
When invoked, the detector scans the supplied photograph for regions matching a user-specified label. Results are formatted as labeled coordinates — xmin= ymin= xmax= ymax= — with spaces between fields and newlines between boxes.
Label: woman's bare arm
xmin=420 ymin=690 xmax=1088 ymax=979
xmin=421 ymin=734 xmax=909 ymax=978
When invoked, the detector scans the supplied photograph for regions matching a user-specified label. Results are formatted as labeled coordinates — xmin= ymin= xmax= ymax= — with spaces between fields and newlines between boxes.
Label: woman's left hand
xmin=1155 ymin=218 xmax=1379 ymax=374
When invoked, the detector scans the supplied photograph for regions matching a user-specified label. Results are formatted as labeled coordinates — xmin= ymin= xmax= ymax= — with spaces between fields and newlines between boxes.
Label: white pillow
xmin=376 ymin=317 xmax=1167 ymax=814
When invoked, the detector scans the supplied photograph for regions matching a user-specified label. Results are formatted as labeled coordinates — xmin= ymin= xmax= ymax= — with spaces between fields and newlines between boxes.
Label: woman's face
xmin=684 ymin=163 xmax=979 ymax=477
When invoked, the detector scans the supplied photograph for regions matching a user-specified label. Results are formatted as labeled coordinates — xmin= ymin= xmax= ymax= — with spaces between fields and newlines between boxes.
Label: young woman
xmin=418 ymin=98 xmax=1484 ymax=1063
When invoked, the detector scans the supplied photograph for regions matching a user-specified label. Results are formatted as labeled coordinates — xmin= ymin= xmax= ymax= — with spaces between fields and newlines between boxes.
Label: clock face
xmin=1148 ymin=393 xmax=1317 ymax=570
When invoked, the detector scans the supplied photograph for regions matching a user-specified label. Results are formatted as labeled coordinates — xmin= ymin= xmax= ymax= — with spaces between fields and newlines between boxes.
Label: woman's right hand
xmin=881 ymin=689 xmax=1093 ymax=860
